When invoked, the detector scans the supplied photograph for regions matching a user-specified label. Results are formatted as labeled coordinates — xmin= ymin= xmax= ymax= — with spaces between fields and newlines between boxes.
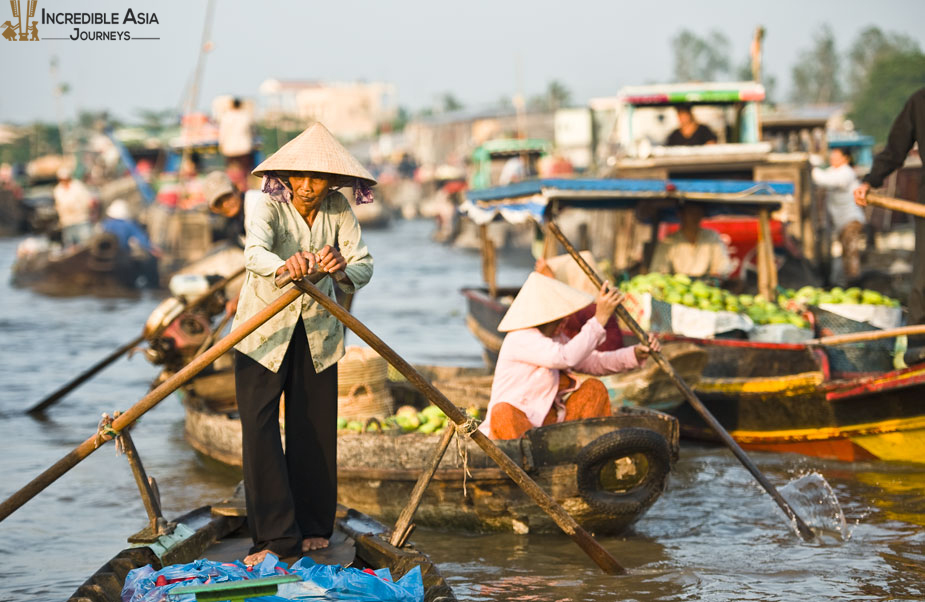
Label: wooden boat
xmin=69 ymin=495 xmax=456 ymax=602
xmin=11 ymin=231 xmax=158 ymax=296
xmin=668 ymin=336 xmax=925 ymax=464
xmin=181 ymin=383 xmax=679 ymax=535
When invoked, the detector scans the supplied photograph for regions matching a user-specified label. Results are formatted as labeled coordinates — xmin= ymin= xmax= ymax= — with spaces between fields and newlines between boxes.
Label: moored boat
xmin=181 ymin=388 xmax=679 ymax=535
xmin=671 ymin=343 xmax=925 ymax=463
xmin=12 ymin=231 xmax=159 ymax=296
xmin=68 ymin=495 xmax=456 ymax=602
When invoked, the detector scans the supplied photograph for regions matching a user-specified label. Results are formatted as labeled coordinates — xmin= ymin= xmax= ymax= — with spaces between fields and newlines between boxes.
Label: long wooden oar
xmin=26 ymin=267 xmax=246 ymax=415
xmin=0 ymin=271 xmax=315 ymax=524
xmin=546 ymin=220 xmax=816 ymax=542
xmin=278 ymin=272 xmax=626 ymax=575
xmin=810 ymin=324 xmax=925 ymax=347
xmin=866 ymin=192 xmax=925 ymax=219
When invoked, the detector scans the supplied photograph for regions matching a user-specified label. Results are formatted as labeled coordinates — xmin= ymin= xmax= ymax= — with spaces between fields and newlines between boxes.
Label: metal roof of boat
xmin=461 ymin=178 xmax=792 ymax=224
xmin=618 ymin=81 xmax=765 ymax=106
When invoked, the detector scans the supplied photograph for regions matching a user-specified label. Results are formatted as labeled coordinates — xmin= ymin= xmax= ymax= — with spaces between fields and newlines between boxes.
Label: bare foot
xmin=302 ymin=537 xmax=329 ymax=552
xmin=243 ymin=549 xmax=271 ymax=566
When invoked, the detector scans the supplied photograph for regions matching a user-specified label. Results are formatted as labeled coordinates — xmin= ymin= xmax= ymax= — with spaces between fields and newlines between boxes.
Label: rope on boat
xmin=454 ymin=417 xmax=479 ymax=497
xmin=96 ymin=411 xmax=125 ymax=454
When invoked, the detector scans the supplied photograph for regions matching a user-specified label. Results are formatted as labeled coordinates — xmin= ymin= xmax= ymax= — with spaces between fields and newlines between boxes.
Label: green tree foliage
xmin=790 ymin=25 xmax=842 ymax=103
xmin=846 ymin=27 xmax=919 ymax=97
xmin=849 ymin=51 xmax=925 ymax=144
xmin=672 ymin=29 xmax=731 ymax=81
xmin=528 ymin=80 xmax=573 ymax=112
xmin=441 ymin=93 xmax=464 ymax=112
xmin=0 ymin=123 xmax=62 ymax=165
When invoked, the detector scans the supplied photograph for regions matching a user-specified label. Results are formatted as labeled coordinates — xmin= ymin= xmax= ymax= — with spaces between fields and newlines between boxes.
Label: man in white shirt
xmin=650 ymin=203 xmax=732 ymax=279
xmin=218 ymin=98 xmax=255 ymax=180
xmin=812 ymin=147 xmax=865 ymax=279
xmin=53 ymin=167 xmax=95 ymax=246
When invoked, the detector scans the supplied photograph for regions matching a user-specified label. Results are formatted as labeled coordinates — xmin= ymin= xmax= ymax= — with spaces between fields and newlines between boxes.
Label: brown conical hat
xmin=252 ymin=122 xmax=376 ymax=186
xmin=497 ymin=272 xmax=595 ymax=332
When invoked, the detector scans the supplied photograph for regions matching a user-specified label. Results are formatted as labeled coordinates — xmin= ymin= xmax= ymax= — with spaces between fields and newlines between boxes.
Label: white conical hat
xmin=497 ymin=272 xmax=594 ymax=332
xmin=252 ymin=122 xmax=376 ymax=186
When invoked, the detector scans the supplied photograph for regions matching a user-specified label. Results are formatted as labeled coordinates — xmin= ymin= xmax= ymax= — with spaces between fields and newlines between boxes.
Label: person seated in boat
xmin=665 ymin=104 xmax=718 ymax=146
xmin=101 ymin=200 xmax=155 ymax=255
xmin=233 ymin=122 xmax=374 ymax=567
xmin=481 ymin=272 xmax=660 ymax=440
xmin=534 ymin=252 xmax=623 ymax=351
xmin=204 ymin=170 xmax=262 ymax=248
xmin=53 ymin=167 xmax=96 ymax=247
xmin=649 ymin=202 xmax=732 ymax=279
xmin=101 ymin=199 xmax=159 ymax=285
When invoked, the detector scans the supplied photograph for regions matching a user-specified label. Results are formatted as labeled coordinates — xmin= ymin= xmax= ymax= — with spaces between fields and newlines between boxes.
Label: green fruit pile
xmin=780 ymin=286 xmax=900 ymax=308
xmin=338 ymin=405 xmax=483 ymax=435
xmin=621 ymin=273 xmax=810 ymax=328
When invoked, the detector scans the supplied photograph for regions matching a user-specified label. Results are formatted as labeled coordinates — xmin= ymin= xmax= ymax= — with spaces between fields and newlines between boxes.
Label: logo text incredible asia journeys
xmin=3 ymin=1 xmax=160 ymax=41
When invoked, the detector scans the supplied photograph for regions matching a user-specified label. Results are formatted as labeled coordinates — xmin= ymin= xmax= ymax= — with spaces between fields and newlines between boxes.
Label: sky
xmin=1 ymin=0 xmax=924 ymax=124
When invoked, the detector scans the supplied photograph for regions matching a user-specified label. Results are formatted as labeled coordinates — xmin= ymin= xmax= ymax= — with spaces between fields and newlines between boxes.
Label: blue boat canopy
xmin=461 ymin=178 xmax=793 ymax=225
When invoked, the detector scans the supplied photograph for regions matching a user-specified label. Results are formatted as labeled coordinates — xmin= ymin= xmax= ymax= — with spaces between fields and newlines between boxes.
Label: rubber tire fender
xmin=575 ymin=427 xmax=672 ymax=518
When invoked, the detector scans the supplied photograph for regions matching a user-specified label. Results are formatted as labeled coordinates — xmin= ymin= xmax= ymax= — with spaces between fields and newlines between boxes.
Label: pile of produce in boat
xmin=337 ymin=404 xmax=482 ymax=434
xmin=620 ymin=273 xmax=810 ymax=328
xmin=778 ymin=286 xmax=901 ymax=308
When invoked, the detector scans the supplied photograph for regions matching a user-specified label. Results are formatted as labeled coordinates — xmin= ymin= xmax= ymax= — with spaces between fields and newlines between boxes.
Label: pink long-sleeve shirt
xmin=480 ymin=318 xmax=639 ymax=436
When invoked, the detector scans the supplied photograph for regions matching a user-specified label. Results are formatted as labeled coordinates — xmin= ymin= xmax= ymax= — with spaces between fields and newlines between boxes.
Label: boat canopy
xmin=461 ymin=178 xmax=791 ymax=224
xmin=618 ymin=81 xmax=766 ymax=106
xmin=471 ymin=138 xmax=551 ymax=159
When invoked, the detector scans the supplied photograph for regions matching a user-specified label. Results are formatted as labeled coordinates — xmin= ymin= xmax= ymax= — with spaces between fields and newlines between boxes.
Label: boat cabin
xmin=469 ymin=138 xmax=550 ymax=190
xmin=607 ymin=82 xmax=814 ymax=262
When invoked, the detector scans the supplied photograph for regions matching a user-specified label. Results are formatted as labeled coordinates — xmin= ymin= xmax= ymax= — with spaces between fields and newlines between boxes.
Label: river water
xmin=1 ymin=219 xmax=923 ymax=601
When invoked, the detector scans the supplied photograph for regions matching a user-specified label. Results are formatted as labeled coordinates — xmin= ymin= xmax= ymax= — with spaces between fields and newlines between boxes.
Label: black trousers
xmin=234 ymin=321 xmax=338 ymax=557
xmin=910 ymin=217 xmax=925 ymax=326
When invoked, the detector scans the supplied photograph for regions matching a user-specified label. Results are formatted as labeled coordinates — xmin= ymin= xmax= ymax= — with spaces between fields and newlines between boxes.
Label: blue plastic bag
xmin=122 ymin=554 xmax=424 ymax=602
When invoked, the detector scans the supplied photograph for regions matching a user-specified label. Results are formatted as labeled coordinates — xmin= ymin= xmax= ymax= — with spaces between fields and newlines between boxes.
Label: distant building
xmin=258 ymin=79 xmax=397 ymax=142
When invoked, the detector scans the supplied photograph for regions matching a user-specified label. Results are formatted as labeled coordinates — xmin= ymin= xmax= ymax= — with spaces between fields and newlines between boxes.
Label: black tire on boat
xmin=88 ymin=233 xmax=119 ymax=271
xmin=575 ymin=427 xmax=671 ymax=518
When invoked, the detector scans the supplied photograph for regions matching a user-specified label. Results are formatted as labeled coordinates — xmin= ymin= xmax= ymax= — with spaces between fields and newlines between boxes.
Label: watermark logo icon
xmin=3 ymin=0 xmax=38 ymax=41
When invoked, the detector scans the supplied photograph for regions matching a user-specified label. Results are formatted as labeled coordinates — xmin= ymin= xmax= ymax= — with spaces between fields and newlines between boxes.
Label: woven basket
xmin=432 ymin=374 xmax=494 ymax=410
xmin=338 ymin=346 xmax=389 ymax=395
xmin=337 ymin=346 xmax=392 ymax=420
xmin=338 ymin=382 xmax=393 ymax=421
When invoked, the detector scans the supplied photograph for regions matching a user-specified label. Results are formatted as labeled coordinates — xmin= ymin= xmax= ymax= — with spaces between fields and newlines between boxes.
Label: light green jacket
xmin=231 ymin=190 xmax=373 ymax=373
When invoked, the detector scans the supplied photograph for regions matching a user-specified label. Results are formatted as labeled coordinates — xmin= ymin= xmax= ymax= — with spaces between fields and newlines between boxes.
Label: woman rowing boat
xmin=231 ymin=122 xmax=375 ymax=566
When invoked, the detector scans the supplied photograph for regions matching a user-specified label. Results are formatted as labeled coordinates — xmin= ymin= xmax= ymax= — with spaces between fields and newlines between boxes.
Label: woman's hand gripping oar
xmin=275 ymin=268 xmax=626 ymax=575
xmin=0 ymin=271 xmax=328 ymax=524
xmin=26 ymin=267 xmax=247 ymax=416
xmin=545 ymin=220 xmax=816 ymax=542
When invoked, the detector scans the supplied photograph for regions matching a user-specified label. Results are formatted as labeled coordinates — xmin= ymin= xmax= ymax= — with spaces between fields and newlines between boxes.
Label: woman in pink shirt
xmin=482 ymin=272 xmax=660 ymax=440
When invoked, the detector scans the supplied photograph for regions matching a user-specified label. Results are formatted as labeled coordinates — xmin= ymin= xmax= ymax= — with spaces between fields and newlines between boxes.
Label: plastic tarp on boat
xmin=122 ymin=553 xmax=424 ymax=602
xmin=460 ymin=178 xmax=794 ymax=225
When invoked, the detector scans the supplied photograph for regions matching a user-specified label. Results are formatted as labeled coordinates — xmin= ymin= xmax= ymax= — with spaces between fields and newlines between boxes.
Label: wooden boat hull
xmin=69 ymin=503 xmax=456 ymax=602
xmin=181 ymin=389 xmax=679 ymax=535
xmin=11 ymin=233 xmax=157 ymax=296
xmin=674 ymin=361 xmax=925 ymax=464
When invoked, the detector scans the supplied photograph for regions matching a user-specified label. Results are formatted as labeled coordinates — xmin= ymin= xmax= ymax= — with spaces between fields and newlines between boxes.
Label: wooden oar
xmin=809 ymin=324 xmax=925 ymax=347
xmin=277 ymin=271 xmax=626 ymax=575
xmin=546 ymin=220 xmax=816 ymax=542
xmin=866 ymin=192 xmax=925 ymax=219
xmin=26 ymin=267 xmax=246 ymax=415
xmin=0 ymin=271 xmax=319 ymax=524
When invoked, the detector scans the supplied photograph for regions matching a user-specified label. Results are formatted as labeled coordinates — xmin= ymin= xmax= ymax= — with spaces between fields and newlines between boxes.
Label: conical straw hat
xmin=497 ymin=272 xmax=595 ymax=332
xmin=252 ymin=122 xmax=376 ymax=186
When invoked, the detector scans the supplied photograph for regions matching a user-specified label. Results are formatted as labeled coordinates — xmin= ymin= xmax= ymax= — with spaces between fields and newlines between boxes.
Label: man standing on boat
xmin=218 ymin=98 xmax=255 ymax=189
xmin=231 ymin=123 xmax=374 ymax=566
xmin=53 ymin=167 xmax=95 ymax=247
xmin=855 ymin=88 xmax=925 ymax=330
